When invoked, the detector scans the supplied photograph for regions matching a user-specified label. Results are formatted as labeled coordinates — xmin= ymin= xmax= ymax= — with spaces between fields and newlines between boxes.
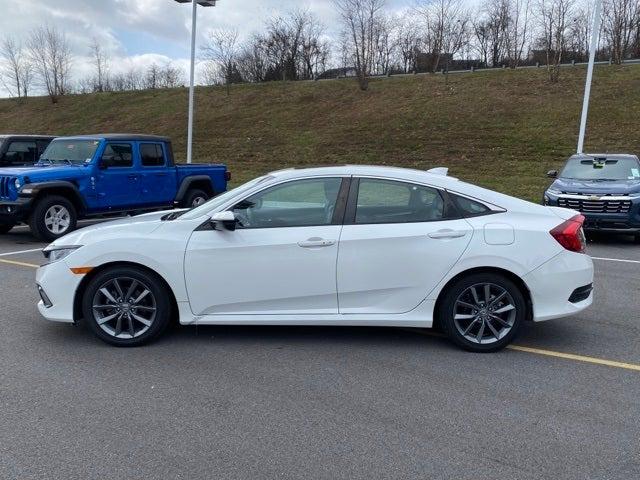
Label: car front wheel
xmin=438 ymin=272 xmax=526 ymax=352
xmin=82 ymin=266 xmax=172 ymax=347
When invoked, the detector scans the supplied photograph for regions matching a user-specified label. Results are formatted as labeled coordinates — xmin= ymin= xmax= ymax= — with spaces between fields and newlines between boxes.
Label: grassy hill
xmin=1 ymin=64 xmax=639 ymax=201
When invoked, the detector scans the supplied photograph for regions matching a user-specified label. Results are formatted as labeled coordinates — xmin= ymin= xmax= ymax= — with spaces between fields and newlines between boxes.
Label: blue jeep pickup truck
xmin=544 ymin=153 xmax=640 ymax=242
xmin=0 ymin=134 xmax=229 ymax=241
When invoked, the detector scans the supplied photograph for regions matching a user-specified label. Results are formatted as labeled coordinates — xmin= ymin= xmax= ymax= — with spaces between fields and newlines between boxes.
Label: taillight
xmin=550 ymin=214 xmax=586 ymax=253
xmin=225 ymin=171 xmax=231 ymax=181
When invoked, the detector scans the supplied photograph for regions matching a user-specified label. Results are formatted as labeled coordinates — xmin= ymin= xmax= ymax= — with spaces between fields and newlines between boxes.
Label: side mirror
xmin=546 ymin=170 xmax=558 ymax=178
xmin=211 ymin=211 xmax=237 ymax=231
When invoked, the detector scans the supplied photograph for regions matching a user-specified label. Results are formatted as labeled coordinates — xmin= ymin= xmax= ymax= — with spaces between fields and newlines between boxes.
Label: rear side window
xmin=101 ymin=143 xmax=133 ymax=168
xmin=355 ymin=179 xmax=445 ymax=224
xmin=140 ymin=144 xmax=165 ymax=167
xmin=450 ymin=194 xmax=492 ymax=217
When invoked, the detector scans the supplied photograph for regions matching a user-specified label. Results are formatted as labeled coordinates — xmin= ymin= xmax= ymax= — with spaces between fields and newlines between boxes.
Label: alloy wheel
xmin=92 ymin=277 xmax=157 ymax=339
xmin=453 ymin=282 xmax=517 ymax=345
xmin=44 ymin=205 xmax=71 ymax=235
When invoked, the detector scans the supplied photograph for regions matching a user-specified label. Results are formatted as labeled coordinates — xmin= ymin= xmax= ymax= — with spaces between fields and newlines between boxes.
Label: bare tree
xmin=335 ymin=0 xmax=386 ymax=90
xmin=395 ymin=13 xmax=422 ymax=73
xmin=236 ymin=39 xmax=267 ymax=83
xmin=27 ymin=25 xmax=72 ymax=103
xmin=535 ymin=0 xmax=575 ymax=82
xmin=505 ymin=0 xmax=532 ymax=67
xmin=416 ymin=0 xmax=471 ymax=72
xmin=89 ymin=37 xmax=110 ymax=92
xmin=0 ymin=37 xmax=33 ymax=98
xmin=603 ymin=0 xmax=639 ymax=64
xmin=201 ymin=28 xmax=242 ymax=91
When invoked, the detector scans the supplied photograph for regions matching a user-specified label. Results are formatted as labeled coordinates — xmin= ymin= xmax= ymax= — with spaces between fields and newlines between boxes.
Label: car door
xmin=337 ymin=177 xmax=472 ymax=314
xmin=138 ymin=142 xmax=175 ymax=206
xmin=96 ymin=142 xmax=139 ymax=209
xmin=184 ymin=176 xmax=349 ymax=316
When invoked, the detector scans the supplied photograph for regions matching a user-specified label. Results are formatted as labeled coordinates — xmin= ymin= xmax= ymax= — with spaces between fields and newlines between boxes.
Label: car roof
xmin=569 ymin=153 xmax=639 ymax=161
xmin=54 ymin=134 xmax=172 ymax=142
xmin=267 ymin=165 xmax=462 ymax=186
xmin=0 ymin=134 xmax=56 ymax=139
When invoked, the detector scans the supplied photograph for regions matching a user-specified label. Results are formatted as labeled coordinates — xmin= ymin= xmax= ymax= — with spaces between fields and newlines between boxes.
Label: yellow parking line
xmin=0 ymin=259 xmax=39 ymax=268
xmin=407 ymin=328 xmax=640 ymax=372
xmin=507 ymin=345 xmax=640 ymax=372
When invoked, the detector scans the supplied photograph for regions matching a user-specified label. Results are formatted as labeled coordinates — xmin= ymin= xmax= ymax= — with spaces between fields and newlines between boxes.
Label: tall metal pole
xmin=187 ymin=0 xmax=198 ymax=164
xmin=577 ymin=0 xmax=603 ymax=154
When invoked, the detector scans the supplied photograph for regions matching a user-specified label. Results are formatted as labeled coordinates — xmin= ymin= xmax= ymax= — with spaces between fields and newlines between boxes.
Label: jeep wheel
xmin=0 ymin=223 xmax=14 ymax=234
xmin=183 ymin=189 xmax=209 ymax=208
xmin=29 ymin=195 xmax=78 ymax=242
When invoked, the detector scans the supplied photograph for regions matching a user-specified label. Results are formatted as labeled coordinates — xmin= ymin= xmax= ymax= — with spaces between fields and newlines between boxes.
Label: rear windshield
xmin=40 ymin=139 xmax=101 ymax=165
xmin=560 ymin=157 xmax=640 ymax=181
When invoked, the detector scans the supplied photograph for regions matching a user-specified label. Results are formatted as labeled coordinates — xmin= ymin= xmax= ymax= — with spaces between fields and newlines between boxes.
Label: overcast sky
xmin=0 ymin=0 xmax=413 ymax=96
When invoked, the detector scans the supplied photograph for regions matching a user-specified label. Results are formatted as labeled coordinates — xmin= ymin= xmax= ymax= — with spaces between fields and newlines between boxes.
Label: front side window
xmin=232 ymin=177 xmax=343 ymax=228
xmin=140 ymin=144 xmax=165 ymax=167
xmin=5 ymin=141 xmax=38 ymax=165
xmin=101 ymin=143 xmax=133 ymax=168
xmin=355 ymin=178 xmax=445 ymax=224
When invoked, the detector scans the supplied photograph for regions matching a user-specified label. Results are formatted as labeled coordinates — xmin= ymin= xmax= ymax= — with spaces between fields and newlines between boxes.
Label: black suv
xmin=0 ymin=135 xmax=56 ymax=167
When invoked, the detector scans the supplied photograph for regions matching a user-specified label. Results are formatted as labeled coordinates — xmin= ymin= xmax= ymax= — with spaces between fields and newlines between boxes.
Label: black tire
xmin=82 ymin=266 xmax=172 ymax=347
xmin=0 ymin=223 xmax=14 ymax=234
xmin=29 ymin=195 xmax=77 ymax=242
xmin=438 ymin=272 xmax=527 ymax=353
xmin=182 ymin=189 xmax=209 ymax=208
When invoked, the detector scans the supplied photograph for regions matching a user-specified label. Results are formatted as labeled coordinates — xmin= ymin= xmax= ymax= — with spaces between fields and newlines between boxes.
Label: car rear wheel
xmin=29 ymin=195 xmax=77 ymax=242
xmin=0 ymin=223 xmax=14 ymax=234
xmin=439 ymin=272 xmax=526 ymax=352
xmin=82 ymin=266 xmax=172 ymax=347
xmin=183 ymin=189 xmax=209 ymax=208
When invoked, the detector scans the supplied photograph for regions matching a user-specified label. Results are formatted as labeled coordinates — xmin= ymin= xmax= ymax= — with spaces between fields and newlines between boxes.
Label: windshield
xmin=180 ymin=175 xmax=275 ymax=220
xmin=560 ymin=157 xmax=640 ymax=181
xmin=39 ymin=139 xmax=101 ymax=165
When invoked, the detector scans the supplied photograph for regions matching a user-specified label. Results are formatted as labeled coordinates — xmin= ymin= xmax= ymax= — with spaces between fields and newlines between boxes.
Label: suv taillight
xmin=550 ymin=214 xmax=586 ymax=253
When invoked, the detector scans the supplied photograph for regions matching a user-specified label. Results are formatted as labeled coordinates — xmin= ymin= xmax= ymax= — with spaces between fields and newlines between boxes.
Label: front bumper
xmin=523 ymin=250 xmax=594 ymax=322
xmin=36 ymin=259 xmax=83 ymax=324
xmin=544 ymin=194 xmax=640 ymax=233
xmin=0 ymin=197 xmax=34 ymax=224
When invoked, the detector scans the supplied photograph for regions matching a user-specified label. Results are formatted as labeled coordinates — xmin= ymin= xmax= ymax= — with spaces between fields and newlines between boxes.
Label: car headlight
xmin=14 ymin=178 xmax=22 ymax=189
xmin=43 ymin=245 xmax=82 ymax=263
xmin=628 ymin=192 xmax=640 ymax=198
xmin=546 ymin=188 xmax=562 ymax=196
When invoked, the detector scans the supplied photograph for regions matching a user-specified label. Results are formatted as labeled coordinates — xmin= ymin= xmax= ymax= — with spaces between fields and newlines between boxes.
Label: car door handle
xmin=298 ymin=238 xmax=336 ymax=248
xmin=428 ymin=229 xmax=466 ymax=239
xmin=128 ymin=174 xmax=138 ymax=180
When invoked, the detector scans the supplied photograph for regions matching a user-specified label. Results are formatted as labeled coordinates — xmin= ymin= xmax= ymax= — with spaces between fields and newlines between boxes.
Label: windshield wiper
xmin=162 ymin=210 xmax=188 ymax=221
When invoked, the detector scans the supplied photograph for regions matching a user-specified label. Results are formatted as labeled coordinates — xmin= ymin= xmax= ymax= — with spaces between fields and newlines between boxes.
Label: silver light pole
xmin=174 ymin=0 xmax=219 ymax=164
xmin=577 ymin=0 xmax=603 ymax=154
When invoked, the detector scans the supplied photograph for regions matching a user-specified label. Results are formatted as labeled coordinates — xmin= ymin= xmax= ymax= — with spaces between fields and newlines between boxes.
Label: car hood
xmin=49 ymin=210 xmax=176 ymax=247
xmin=0 ymin=164 xmax=87 ymax=179
xmin=550 ymin=177 xmax=640 ymax=195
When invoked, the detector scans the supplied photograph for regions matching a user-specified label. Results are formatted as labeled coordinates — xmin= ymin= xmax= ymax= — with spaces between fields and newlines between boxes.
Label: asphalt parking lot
xmin=1 ymin=223 xmax=638 ymax=480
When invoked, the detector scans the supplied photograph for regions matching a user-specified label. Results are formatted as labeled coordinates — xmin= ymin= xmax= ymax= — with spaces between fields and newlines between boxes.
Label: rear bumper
xmin=523 ymin=250 xmax=594 ymax=322
xmin=0 ymin=197 xmax=33 ymax=223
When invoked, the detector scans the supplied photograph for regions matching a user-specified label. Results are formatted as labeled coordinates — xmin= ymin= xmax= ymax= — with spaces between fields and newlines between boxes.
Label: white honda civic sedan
xmin=36 ymin=166 xmax=593 ymax=352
